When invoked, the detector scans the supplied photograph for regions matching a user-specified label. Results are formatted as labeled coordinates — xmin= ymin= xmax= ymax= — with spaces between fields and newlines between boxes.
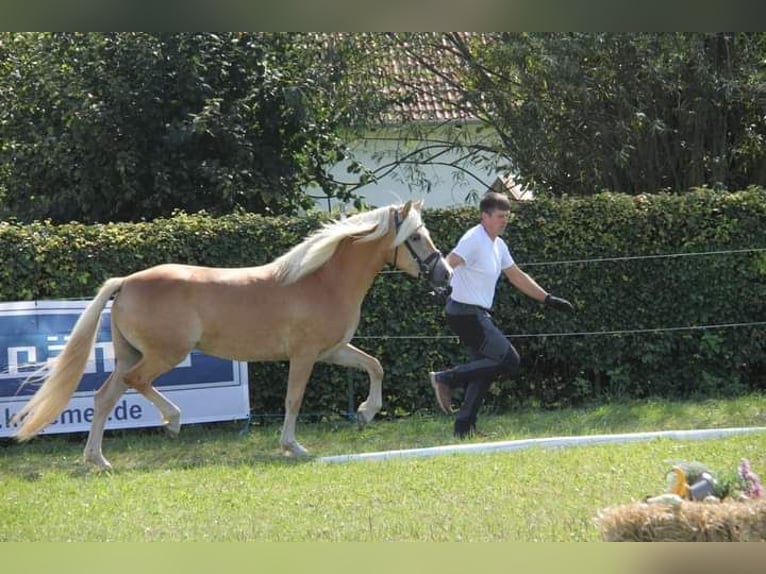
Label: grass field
xmin=2 ymin=394 xmax=765 ymax=541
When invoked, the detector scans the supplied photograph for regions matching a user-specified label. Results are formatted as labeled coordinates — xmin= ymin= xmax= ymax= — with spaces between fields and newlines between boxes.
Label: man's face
xmin=481 ymin=208 xmax=510 ymax=238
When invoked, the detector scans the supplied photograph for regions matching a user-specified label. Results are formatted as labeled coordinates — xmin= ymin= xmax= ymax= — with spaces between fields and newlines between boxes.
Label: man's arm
xmin=446 ymin=252 xmax=464 ymax=270
xmin=503 ymin=264 xmax=547 ymax=302
xmin=504 ymin=264 xmax=575 ymax=311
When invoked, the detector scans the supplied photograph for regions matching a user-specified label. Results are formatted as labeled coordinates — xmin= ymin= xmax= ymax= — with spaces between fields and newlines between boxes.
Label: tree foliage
xmin=388 ymin=32 xmax=766 ymax=196
xmin=2 ymin=33 xmax=765 ymax=223
xmin=0 ymin=32 xmax=380 ymax=223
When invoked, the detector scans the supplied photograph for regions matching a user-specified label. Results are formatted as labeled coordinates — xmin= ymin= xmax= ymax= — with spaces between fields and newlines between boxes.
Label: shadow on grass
xmin=0 ymin=420 xmax=322 ymax=479
xmin=1 ymin=412 xmax=447 ymax=480
xmin=506 ymin=395 xmax=766 ymax=437
xmin=3 ymin=395 xmax=764 ymax=479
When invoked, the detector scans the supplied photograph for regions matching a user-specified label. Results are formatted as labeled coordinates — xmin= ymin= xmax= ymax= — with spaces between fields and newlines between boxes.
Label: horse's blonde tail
xmin=13 ymin=277 xmax=125 ymax=441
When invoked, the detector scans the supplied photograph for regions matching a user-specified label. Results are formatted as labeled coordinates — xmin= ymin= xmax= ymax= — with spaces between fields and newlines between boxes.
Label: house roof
xmin=314 ymin=32 xmax=480 ymax=124
xmin=490 ymin=174 xmax=535 ymax=202
xmin=384 ymin=41 xmax=474 ymax=123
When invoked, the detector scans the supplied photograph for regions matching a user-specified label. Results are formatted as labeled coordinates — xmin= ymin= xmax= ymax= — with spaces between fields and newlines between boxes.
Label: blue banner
xmin=0 ymin=300 xmax=249 ymax=436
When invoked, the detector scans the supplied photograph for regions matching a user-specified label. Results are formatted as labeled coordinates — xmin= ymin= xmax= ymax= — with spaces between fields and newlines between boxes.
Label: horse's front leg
xmin=280 ymin=355 xmax=317 ymax=456
xmin=323 ymin=343 xmax=384 ymax=428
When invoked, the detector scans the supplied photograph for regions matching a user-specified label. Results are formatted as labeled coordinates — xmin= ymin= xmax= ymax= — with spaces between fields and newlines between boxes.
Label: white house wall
xmin=307 ymin=124 xmax=502 ymax=212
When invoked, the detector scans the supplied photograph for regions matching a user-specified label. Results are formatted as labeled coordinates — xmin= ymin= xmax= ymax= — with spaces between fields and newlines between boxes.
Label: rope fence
xmin=515 ymin=247 xmax=766 ymax=267
xmin=370 ymin=246 xmax=766 ymax=340
xmin=354 ymin=321 xmax=766 ymax=341
xmin=378 ymin=246 xmax=766 ymax=274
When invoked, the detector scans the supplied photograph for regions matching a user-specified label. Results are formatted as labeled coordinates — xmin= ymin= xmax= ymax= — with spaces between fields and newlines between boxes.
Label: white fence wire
xmin=366 ymin=246 xmax=766 ymax=340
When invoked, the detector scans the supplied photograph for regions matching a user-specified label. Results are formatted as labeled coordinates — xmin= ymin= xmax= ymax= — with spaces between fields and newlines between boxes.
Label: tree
xmin=5 ymin=34 xmax=763 ymax=223
xmin=0 ymin=33 xmax=376 ymax=223
xmin=386 ymin=33 xmax=766 ymax=196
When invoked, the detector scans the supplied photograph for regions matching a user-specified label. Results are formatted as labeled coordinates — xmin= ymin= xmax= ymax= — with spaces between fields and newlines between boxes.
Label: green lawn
xmin=2 ymin=394 xmax=765 ymax=541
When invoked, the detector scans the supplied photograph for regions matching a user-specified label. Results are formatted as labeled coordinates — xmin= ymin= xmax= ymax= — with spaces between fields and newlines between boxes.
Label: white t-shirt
xmin=449 ymin=224 xmax=515 ymax=310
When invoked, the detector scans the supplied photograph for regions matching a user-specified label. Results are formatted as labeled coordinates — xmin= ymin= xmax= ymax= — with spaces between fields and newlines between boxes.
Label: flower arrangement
xmin=599 ymin=458 xmax=766 ymax=541
xmin=665 ymin=458 xmax=763 ymax=502
xmin=737 ymin=459 xmax=764 ymax=498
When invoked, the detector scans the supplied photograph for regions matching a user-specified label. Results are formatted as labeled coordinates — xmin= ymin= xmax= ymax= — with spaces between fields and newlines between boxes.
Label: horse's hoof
xmin=164 ymin=418 xmax=181 ymax=437
xmin=281 ymin=442 xmax=310 ymax=457
xmin=84 ymin=454 xmax=112 ymax=471
xmin=356 ymin=406 xmax=378 ymax=428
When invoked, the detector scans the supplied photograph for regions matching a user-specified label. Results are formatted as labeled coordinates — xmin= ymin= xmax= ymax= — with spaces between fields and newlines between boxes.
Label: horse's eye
xmin=410 ymin=234 xmax=421 ymax=242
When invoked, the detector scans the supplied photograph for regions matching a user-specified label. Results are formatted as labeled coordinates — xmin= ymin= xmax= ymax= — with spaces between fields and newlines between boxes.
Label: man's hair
xmin=480 ymin=191 xmax=511 ymax=214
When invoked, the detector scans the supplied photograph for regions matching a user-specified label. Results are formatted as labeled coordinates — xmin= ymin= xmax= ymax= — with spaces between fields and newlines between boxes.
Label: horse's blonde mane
xmin=273 ymin=203 xmax=422 ymax=285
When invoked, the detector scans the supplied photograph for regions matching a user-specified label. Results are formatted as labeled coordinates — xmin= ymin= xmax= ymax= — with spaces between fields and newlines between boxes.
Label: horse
xmin=12 ymin=200 xmax=451 ymax=469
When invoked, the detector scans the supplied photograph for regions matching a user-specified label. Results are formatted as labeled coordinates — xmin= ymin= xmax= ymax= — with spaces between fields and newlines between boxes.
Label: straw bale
xmin=597 ymin=499 xmax=766 ymax=542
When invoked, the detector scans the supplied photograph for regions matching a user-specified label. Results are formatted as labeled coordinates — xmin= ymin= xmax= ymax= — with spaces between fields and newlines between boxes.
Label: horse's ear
xmin=414 ymin=199 xmax=424 ymax=211
xmin=401 ymin=200 xmax=413 ymax=219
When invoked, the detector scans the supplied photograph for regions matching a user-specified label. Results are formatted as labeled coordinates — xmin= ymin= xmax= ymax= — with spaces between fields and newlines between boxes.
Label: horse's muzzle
xmin=425 ymin=254 xmax=452 ymax=289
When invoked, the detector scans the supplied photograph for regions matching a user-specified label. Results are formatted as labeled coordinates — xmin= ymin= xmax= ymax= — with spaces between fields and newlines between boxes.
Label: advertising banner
xmin=0 ymin=299 xmax=250 ymax=438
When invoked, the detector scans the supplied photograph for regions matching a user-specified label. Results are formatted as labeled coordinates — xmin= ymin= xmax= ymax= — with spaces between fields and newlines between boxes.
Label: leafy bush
xmin=1 ymin=188 xmax=764 ymax=417
xmin=0 ymin=33 xmax=363 ymax=223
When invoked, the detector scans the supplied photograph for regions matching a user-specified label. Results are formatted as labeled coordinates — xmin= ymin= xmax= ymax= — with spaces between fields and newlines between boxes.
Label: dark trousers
xmin=442 ymin=299 xmax=520 ymax=435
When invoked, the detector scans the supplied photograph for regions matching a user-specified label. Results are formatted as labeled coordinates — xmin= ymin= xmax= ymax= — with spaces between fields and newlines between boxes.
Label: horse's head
xmin=389 ymin=200 xmax=452 ymax=289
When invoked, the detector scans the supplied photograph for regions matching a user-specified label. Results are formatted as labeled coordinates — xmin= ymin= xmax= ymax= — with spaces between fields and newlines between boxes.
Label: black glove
xmin=544 ymin=294 xmax=574 ymax=312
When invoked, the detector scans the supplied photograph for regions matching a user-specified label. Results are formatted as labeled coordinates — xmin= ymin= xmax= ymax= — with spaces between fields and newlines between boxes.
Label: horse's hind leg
xmin=323 ymin=343 xmax=384 ymax=428
xmin=122 ymin=354 xmax=185 ymax=436
xmin=140 ymin=385 xmax=182 ymax=436
xmin=83 ymin=331 xmax=140 ymax=470
xmin=83 ymin=369 xmax=129 ymax=470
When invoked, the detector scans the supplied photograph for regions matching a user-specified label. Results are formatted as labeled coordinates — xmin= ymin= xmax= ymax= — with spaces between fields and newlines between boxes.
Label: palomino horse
xmin=12 ymin=200 xmax=450 ymax=469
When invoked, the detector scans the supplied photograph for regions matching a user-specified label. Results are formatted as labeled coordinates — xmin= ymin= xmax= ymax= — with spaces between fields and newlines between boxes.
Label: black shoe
xmin=454 ymin=424 xmax=486 ymax=439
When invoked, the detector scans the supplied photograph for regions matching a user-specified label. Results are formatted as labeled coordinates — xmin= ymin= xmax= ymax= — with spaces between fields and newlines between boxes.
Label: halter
xmin=392 ymin=209 xmax=444 ymax=284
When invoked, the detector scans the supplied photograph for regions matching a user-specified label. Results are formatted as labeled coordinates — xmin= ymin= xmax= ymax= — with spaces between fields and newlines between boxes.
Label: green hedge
xmin=1 ymin=189 xmax=764 ymax=419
